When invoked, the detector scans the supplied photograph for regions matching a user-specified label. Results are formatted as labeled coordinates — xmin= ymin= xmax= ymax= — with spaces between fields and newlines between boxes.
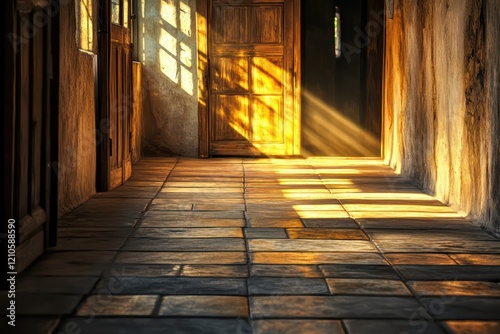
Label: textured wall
xmin=138 ymin=0 xmax=199 ymax=156
xmin=384 ymin=0 xmax=500 ymax=231
xmin=58 ymin=0 xmax=97 ymax=215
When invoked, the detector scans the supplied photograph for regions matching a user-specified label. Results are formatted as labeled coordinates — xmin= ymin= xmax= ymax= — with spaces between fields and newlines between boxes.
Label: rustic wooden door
xmin=109 ymin=0 xmax=133 ymax=189
xmin=208 ymin=0 xmax=300 ymax=156
xmin=2 ymin=0 xmax=59 ymax=274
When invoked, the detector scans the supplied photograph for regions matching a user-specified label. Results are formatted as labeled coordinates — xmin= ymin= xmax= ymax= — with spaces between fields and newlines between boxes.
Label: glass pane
xmin=123 ymin=0 xmax=129 ymax=28
xmin=112 ymin=0 xmax=121 ymax=25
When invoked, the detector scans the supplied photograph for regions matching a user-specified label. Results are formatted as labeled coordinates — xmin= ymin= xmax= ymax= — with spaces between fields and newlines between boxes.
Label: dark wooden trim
xmin=48 ymin=0 xmax=59 ymax=247
xmin=293 ymin=0 xmax=301 ymax=155
xmin=197 ymin=0 xmax=210 ymax=158
xmin=96 ymin=0 xmax=111 ymax=191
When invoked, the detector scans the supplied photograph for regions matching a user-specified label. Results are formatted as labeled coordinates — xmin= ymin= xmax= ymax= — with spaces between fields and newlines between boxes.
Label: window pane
xmin=112 ymin=0 xmax=120 ymax=25
xmin=123 ymin=0 xmax=129 ymax=28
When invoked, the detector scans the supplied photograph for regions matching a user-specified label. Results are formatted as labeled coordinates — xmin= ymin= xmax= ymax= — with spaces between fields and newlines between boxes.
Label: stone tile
xmin=163 ymin=181 xmax=243 ymax=188
xmin=251 ymin=252 xmax=386 ymax=265
xmin=57 ymin=227 xmax=133 ymax=238
xmin=18 ymin=276 xmax=99 ymax=294
xmin=58 ymin=216 xmax=138 ymax=228
xmin=253 ymin=320 xmax=345 ymax=334
xmin=132 ymin=227 xmax=243 ymax=238
xmin=51 ymin=238 xmax=126 ymax=251
xmin=24 ymin=251 xmax=117 ymax=276
xmin=385 ymin=253 xmax=457 ymax=265
xmin=450 ymin=254 xmax=500 ymax=265
xmin=77 ymin=295 xmax=158 ymax=316
xmin=421 ymin=297 xmax=500 ymax=320
xmin=159 ymin=296 xmax=248 ymax=317
xmin=357 ymin=218 xmax=479 ymax=230
xmin=302 ymin=218 xmax=359 ymax=228
xmin=250 ymin=265 xmax=323 ymax=278
xmin=249 ymin=239 xmax=377 ymax=252
xmin=250 ymin=296 xmax=426 ymax=319
xmin=320 ymin=264 xmax=399 ymax=279
xmin=104 ymin=264 xmax=181 ymax=277
xmin=374 ymin=239 xmax=500 ymax=253
xmin=57 ymin=318 xmax=247 ymax=334
xmin=369 ymin=229 xmax=497 ymax=242
xmin=248 ymin=278 xmax=329 ymax=295
xmin=0 ymin=316 xmax=59 ymax=334
xmin=0 ymin=294 xmax=82 ymax=315
xmin=156 ymin=192 xmax=244 ymax=199
xmin=245 ymin=228 xmax=288 ymax=239
xmin=94 ymin=277 xmax=247 ymax=295
xmin=143 ymin=210 xmax=245 ymax=219
xmin=396 ymin=265 xmax=500 ymax=280
xmin=442 ymin=321 xmax=500 ymax=334
xmin=115 ymin=251 xmax=247 ymax=264
xmin=122 ymin=238 xmax=245 ymax=251
xmin=409 ymin=281 xmax=500 ymax=297
xmin=194 ymin=203 xmax=247 ymax=211
xmin=249 ymin=218 xmax=304 ymax=228
xmin=344 ymin=320 xmax=446 ymax=334
xmin=180 ymin=265 xmax=249 ymax=277
xmin=140 ymin=218 xmax=246 ymax=227
xmin=326 ymin=278 xmax=411 ymax=296
xmin=287 ymin=228 xmax=368 ymax=240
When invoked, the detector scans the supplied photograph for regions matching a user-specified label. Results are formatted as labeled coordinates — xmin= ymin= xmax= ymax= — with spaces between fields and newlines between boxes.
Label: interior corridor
xmin=4 ymin=157 xmax=500 ymax=334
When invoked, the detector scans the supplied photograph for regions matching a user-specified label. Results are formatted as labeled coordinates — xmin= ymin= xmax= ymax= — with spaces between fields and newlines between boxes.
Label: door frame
xmin=197 ymin=0 xmax=301 ymax=157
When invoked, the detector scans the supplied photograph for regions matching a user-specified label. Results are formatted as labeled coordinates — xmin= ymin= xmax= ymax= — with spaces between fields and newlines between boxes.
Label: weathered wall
xmin=58 ymin=0 xmax=97 ymax=215
xmin=132 ymin=61 xmax=144 ymax=163
xmin=384 ymin=0 xmax=500 ymax=231
xmin=138 ymin=0 xmax=199 ymax=156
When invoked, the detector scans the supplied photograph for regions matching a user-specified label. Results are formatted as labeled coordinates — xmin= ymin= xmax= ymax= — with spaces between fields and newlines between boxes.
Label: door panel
xmin=2 ymin=0 xmax=58 ymax=274
xmin=108 ymin=0 xmax=132 ymax=190
xmin=209 ymin=0 xmax=299 ymax=156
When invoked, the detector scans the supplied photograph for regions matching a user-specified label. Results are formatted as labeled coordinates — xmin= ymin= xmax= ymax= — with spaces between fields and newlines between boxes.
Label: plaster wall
xmin=138 ymin=0 xmax=199 ymax=156
xmin=384 ymin=0 xmax=500 ymax=231
xmin=58 ymin=0 xmax=97 ymax=215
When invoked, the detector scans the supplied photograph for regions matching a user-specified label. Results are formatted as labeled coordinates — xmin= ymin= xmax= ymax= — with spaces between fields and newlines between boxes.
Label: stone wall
xmin=383 ymin=0 xmax=500 ymax=231
xmin=58 ymin=0 xmax=97 ymax=215
xmin=138 ymin=0 xmax=199 ymax=156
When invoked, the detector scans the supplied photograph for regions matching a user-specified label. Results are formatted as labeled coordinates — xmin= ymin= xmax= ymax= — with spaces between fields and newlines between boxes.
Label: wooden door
xmin=2 ymin=0 xmax=59 ymax=274
xmin=208 ymin=0 xmax=300 ymax=156
xmin=109 ymin=0 xmax=132 ymax=189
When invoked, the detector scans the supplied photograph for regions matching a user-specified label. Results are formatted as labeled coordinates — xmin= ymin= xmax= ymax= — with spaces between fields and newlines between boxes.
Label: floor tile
xmin=249 ymin=239 xmax=377 ymax=252
xmin=122 ymin=238 xmax=245 ymax=251
xmin=251 ymin=252 xmax=387 ymax=265
xmin=449 ymin=254 xmax=500 ymax=265
xmin=396 ymin=266 xmax=500 ymax=280
xmin=250 ymin=296 xmax=427 ymax=319
xmin=385 ymin=253 xmax=457 ymax=265
xmin=344 ymin=320 xmax=446 ymax=334
xmin=180 ymin=265 xmax=249 ymax=277
xmin=319 ymin=264 xmax=399 ymax=279
xmin=245 ymin=228 xmax=288 ymax=239
xmin=18 ymin=276 xmax=99 ymax=294
xmin=421 ymin=297 xmax=500 ymax=319
xmin=159 ymin=296 xmax=248 ymax=317
xmin=77 ymin=295 xmax=158 ymax=316
xmin=253 ymin=320 xmax=345 ymax=334
xmin=250 ymin=265 xmax=323 ymax=278
xmin=409 ymin=281 xmax=500 ymax=297
xmin=442 ymin=321 xmax=500 ymax=334
xmin=287 ymin=228 xmax=368 ymax=240
xmin=94 ymin=277 xmax=247 ymax=295
xmin=115 ymin=252 xmax=247 ymax=264
xmin=326 ymin=278 xmax=411 ymax=295
xmin=248 ymin=277 xmax=329 ymax=295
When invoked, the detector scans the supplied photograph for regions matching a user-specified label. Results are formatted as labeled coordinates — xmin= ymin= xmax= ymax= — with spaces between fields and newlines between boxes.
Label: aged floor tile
xmin=396 ymin=265 xmax=500 ymax=280
xmin=421 ymin=297 xmax=500 ymax=319
xmin=253 ymin=320 xmax=345 ymax=334
xmin=132 ymin=227 xmax=243 ymax=238
xmin=449 ymin=253 xmax=500 ymax=265
xmin=159 ymin=296 xmax=248 ymax=317
xmin=344 ymin=320 xmax=446 ymax=334
xmin=442 ymin=321 xmax=500 ymax=334
xmin=385 ymin=253 xmax=457 ymax=265
xmin=250 ymin=296 xmax=427 ymax=319
xmin=122 ymin=237 xmax=246 ymax=251
xmin=251 ymin=252 xmax=387 ymax=265
xmin=248 ymin=277 xmax=329 ymax=295
xmin=319 ymin=264 xmax=398 ymax=279
xmin=287 ymin=228 xmax=368 ymax=240
xmin=77 ymin=295 xmax=158 ymax=316
xmin=326 ymin=278 xmax=411 ymax=296
xmin=245 ymin=228 xmax=288 ymax=239
xmin=250 ymin=265 xmax=323 ymax=278
xmin=115 ymin=251 xmax=247 ymax=264
xmin=18 ymin=276 xmax=99 ymax=294
xmin=180 ymin=265 xmax=249 ymax=277
xmin=249 ymin=239 xmax=377 ymax=252
xmin=409 ymin=281 xmax=500 ymax=297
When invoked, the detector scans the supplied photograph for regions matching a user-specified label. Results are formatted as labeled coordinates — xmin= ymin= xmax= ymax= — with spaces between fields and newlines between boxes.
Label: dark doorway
xmin=301 ymin=0 xmax=383 ymax=157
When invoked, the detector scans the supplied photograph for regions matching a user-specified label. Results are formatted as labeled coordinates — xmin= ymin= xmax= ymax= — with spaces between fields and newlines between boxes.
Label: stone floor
xmin=3 ymin=157 xmax=500 ymax=334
